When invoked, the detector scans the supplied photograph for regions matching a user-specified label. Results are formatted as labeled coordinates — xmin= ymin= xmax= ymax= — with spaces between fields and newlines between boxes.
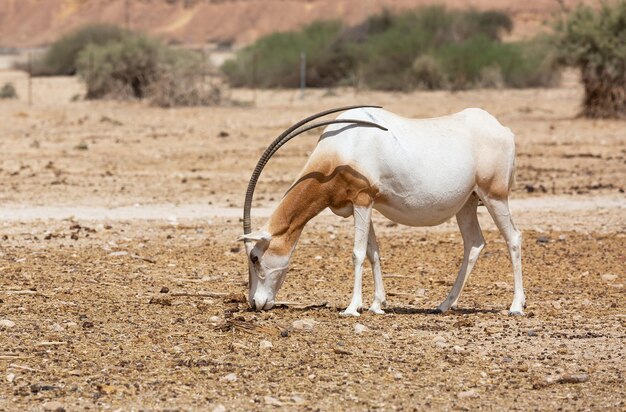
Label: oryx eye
xmin=250 ymin=255 xmax=259 ymax=264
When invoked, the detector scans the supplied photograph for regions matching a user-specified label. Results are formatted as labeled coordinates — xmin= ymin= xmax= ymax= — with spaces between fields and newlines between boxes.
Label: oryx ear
xmin=237 ymin=230 xmax=272 ymax=242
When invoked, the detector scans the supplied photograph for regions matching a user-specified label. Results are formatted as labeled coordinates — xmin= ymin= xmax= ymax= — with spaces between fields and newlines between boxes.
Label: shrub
xmin=0 ymin=82 xmax=17 ymax=99
xmin=76 ymin=33 xmax=222 ymax=107
xmin=222 ymin=21 xmax=347 ymax=88
xmin=24 ymin=25 xmax=127 ymax=76
xmin=77 ymin=35 xmax=161 ymax=99
xmin=222 ymin=7 xmax=558 ymax=91
xmin=556 ymin=1 xmax=626 ymax=118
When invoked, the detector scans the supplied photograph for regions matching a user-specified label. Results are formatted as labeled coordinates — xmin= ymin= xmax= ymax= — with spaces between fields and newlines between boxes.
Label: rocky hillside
xmin=0 ymin=0 xmax=596 ymax=48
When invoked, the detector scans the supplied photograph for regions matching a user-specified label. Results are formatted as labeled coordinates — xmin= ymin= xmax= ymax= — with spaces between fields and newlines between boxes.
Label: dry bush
xmin=556 ymin=2 xmax=626 ymax=118
xmin=77 ymin=34 xmax=224 ymax=107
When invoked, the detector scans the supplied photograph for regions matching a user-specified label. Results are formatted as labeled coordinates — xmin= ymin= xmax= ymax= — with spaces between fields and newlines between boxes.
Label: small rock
xmin=308 ymin=374 xmax=315 ymax=381
xmin=536 ymin=236 xmax=550 ymax=244
xmin=557 ymin=373 xmax=589 ymax=384
xmin=452 ymin=345 xmax=465 ymax=354
xmin=82 ymin=321 xmax=94 ymax=329
xmin=223 ymin=373 xmax=237 ymax=382
xmin=218 ymin=131 xmax=229 ymax=138
xmin=494 ymin=281 xmax=509 ymax=290
xmin=457 ymin=390 xmax=478 ymax=399
xmin=209 ymin=316 xmax=221 ymax=324
xmin=264 ymin=396 xmax=283 ymax=407
xmin=291 ymin=318 xmax=319 ymax=332
xmin=6 ymin=373 xmax=15 ymax=383
xmin=432 ymin=336 xmax=446 ymax=345
xmin=0 ymin=319 xmax=15 ymax=329
xmin=50 ymin=323 xmax=65 ymax=332
xmin=212 ymin=404 xmax=226 ymax=412
xmin=42 ymin=401 xmax=65 ymax=412
xmin=601 ymin=273 xmax=617 ymax=282
xmin=160 ymin=286 xmax=169 ymax=293
xmin=415 ymin=288 xmax=426 ymax=297
xmin=291 ymin=395 xmax=306 ymax=405
xmin=527 ymin=330 xmax=537 ymax=337
xmin=65 ymin=321 xmax=79 ymax=329
xmin=393 ymin=372 xmax=403 ymax=380
xmin=353 ymin=323 xmax=368 ymax=334
xmin=108 ymin=251 xmax=128 ymax=257
xmin=259 ymin=340 xmax=273 ymax=350
xmin=551 ymin=301 xmax=562 ymax=309
xmin=280 ymin=330 xmax=289 ymax=338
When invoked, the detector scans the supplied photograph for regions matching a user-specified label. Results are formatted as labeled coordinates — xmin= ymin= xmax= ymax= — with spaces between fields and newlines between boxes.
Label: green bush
xmin=0 ymin=82 xmax=17 ymax=99
xmin=222 ymin=7 xmax=558 ymax=91
xmin=76 ymin=34 xmax=222 ymax=107
xmin=222 ymin=21 xmax=347 ymax=88
xmin=556 ymin=1 xmax=626 ymax=118
xmin=24 ymin=25 xmax=127 ymax=76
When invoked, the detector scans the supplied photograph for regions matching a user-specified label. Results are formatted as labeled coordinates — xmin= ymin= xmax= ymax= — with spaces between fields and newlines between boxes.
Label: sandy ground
xmin=0 ymin=71 xmax=624 ymax=411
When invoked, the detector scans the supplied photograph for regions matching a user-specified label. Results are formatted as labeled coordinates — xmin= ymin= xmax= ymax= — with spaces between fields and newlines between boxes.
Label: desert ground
xmin=0 ymin=70 xmax=624 ymax=411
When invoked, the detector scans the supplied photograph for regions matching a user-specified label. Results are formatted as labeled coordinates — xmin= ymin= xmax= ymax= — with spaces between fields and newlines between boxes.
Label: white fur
xmin=249 ymin=108 xmax=525 ymax=315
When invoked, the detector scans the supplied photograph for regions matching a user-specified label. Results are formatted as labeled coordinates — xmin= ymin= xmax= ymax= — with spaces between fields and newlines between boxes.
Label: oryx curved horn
xmin=242 ymin=105 xmax=387 ymax=239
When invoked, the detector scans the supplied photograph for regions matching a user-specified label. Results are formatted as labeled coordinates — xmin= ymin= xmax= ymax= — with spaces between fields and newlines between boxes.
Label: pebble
xmin=209 ymin=316 xmax=221 ymax=324
xmin=435 ymin=341 xmax=449 ymax=349
xmin=65 ymin=321 xmax=79 ymax=329
xmin=264 ymin=396 xmax=283 ymax=407
xmin=42 ymin=401 xmax=65 ymax=412
xmin=432 ymin=336 xmax=446 ymax=345
xmin=557 ymin=373 xmax=589 ymax=384
xmin=6 ymin=373 xmax=15 ymax=383
xmin=212 ymin=404 xmax=226 ymax=412
xmin=259 ymin=340 xmax=273 ymax=350
xmin=50 ymin=323 xmax=65 ymax=332
xmin=108 ymin=251 xmax=128 ymax=257
xmin=354 ymin=323 xmax=368 ymax=334
xmin=551 ymin=301 xmax=562 ymax=309
xmin=601 ymin=273 xmax=617 ymax=282
xmin=452 ymin=345 xmax=465 ymax=354
xmin=291 ymin=395 xmax=306 ymax=405
xmin=0 ymin=319 xmax=15 ymax=329
xmin=457 ymin=390 xmax=478 ymax=399
xmin=393 ymin=372 xmax=404 ymax=380
xmin=291 ymin=318 xmax=319 ymax=331
xmin=415 ymin=288 xmax=426 ymax=297
xmin=223 ymin=373 xmax=237 ymax=382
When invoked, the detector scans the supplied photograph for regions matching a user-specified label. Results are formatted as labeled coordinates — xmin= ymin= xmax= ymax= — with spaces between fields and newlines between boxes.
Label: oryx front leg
xmin=436 ymin=195 xmax=484 ymax=313
xmin=367 ymin=222 xmax=386 ymax=314
xmin=341 ymin=204 xmax=373 ymax=317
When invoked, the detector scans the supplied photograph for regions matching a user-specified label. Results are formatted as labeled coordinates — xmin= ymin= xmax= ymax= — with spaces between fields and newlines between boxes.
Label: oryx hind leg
xmin=477 ymin=193 xmax=525 ymax=315
xmin=341 ymin=203 xmax=373 ymax=317
xmin=436 ymin=194 xmax=485 ymax=313
xmin=367 ymin=222 xmax=386 ymax=314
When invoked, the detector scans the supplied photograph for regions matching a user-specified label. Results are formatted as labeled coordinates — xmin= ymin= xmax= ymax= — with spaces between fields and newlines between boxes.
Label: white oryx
xmin=241 ymin=105 xmax=525 ymax=316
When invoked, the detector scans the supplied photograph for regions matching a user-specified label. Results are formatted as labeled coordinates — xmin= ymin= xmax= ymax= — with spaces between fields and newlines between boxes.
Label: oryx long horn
xmin=242 ymin=106 xmax=387 ymax=238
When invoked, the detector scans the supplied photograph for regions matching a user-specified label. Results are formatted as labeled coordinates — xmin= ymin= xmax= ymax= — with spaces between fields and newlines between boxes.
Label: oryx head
xmin=239 ymin=229 xmax=289 ymax=311
xmin=241 ymin=105 xmax=387 ymax=311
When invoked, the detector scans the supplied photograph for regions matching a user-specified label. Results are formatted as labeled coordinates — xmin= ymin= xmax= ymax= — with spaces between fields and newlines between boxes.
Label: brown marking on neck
xmin=266 ymin=155 xmax=378 ymax=256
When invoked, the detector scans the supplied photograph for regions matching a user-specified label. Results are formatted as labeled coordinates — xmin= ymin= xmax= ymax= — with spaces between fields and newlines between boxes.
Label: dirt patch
xmin=0 ymin=223 xmax=624 ymax=410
